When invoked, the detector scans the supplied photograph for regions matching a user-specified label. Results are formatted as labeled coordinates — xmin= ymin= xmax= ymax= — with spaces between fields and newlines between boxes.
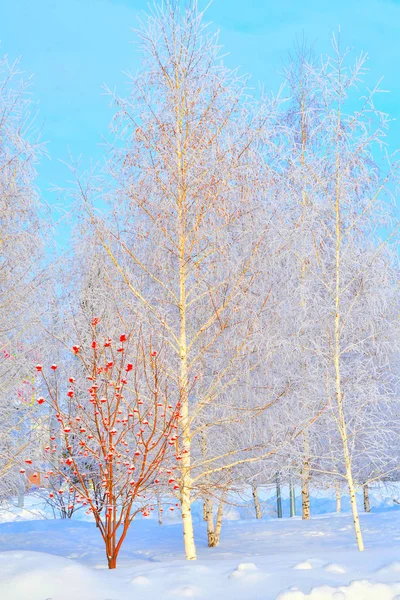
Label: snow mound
xmin=230 ymin=562 xmax=265 ymax=583
xmin=294 ymin=561 xmax=313 ymax=570
xmin=168 ymin=585 xmax=200 ymax=597
xmin=0 ymin=550 xmax=125 ymax=600
xmin=378 ymin=562 xmax=400 ymax=574
xmin=237 ymin=562 xmax=258 ymax=571
xmin=275 ymin=580 xmax=400 ymax=599
xmin=223 ymin=506 xmax=241 ymax=520
xmin=0 ymin=506 xmax=48 ymax=523
xmin=324 ymin=563 xmax=347 ymax=574
xmin=131 ymin=574 xmax=150 ymax=585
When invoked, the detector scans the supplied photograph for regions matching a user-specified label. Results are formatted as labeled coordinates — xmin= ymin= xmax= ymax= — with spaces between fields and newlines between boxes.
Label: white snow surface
xmin=1 ymin=487 xmax=400 ymax=599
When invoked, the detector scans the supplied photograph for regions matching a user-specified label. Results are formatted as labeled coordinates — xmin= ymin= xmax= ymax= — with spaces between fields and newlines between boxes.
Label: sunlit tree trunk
xmin=205 ymin=495 xmax=215 ymax=546
xmin=363 ymin=484 xmax=371 ymax=513
xmin=213 ymin=494 xmax=226 ymax=546
xmin=17 ymin=490 xmax=24 ymax=509
xmin=176 ymin=61 xmax=197 ymax=558
xmin=336 ymin=481 xmax=341 ymax=513
xmin=301 ymin=433 xmax=311 ymax=520
xmin=252 ymin=484 xmax=262 ymax=519
xmin=290 ymin=479 xmax=296 ymax=517
xmin=202 ymin=500 xmax=208 ymax=522
xmin=157 ymin=495 xmax=163 ymax=526
xmin=333 ymin=104 xmax=364 ymax=551
xmin=208 ymin=489 xmax=227 ymax=547
xmin=276 ymin=473 xmax=282 ymax=518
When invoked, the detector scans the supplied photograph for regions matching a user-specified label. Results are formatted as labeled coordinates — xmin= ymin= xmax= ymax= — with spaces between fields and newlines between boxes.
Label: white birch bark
xmin=252 ymin=484 xmax=262 ymax=519
xmin=363 ymin=484 xmax=371 ymax=513
xmin=333 ymin=111 xmax=364 ymax=551
xmin=336 ymin=482 xmax=341 ymax=513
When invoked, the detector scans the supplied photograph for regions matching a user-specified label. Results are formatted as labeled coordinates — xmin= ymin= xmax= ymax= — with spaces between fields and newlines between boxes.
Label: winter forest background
xmin=2 ymin=1 xmax=400 ymax=599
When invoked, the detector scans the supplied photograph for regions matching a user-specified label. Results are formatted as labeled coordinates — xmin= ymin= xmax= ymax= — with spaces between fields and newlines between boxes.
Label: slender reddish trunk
xmin=105 ymin=536 xmax=117 ymax=569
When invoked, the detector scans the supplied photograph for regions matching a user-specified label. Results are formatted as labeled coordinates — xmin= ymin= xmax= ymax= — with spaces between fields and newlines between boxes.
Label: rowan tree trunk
xmin=363 ymin=483 xmax=371 ymax=513
xmin=105 ymin=534 xmax=117 ymax=569
xmin=252 ymin=484 xmax=262 ymax=519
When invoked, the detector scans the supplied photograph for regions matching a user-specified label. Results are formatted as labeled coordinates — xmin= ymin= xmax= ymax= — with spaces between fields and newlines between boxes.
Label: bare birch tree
xmin=283 ymin=35 xmax=400 ymax=551
xmin=0 ymin=54 xmax=47 ymax=500
xmin=71 ymin=1 xmax=286 ymax=560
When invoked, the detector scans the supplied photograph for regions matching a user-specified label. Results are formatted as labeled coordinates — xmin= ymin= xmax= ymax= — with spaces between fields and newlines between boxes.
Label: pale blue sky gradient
xmin=1 ymin=0 xmax=400 ymax=242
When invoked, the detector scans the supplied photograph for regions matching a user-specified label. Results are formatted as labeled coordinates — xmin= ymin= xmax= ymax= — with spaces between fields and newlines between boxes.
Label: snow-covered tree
xmin=74 ymin=1 xmax=285 ymax=560
xmin=281 ymin=36 xmax=400 ymax=550
xmin=0 ymin=54 xmax=47 ymax=502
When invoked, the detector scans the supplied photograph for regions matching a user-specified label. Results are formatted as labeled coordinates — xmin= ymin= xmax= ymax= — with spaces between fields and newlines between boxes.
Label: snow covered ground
xmin=2 ymin=488 xmax=400 ymax=599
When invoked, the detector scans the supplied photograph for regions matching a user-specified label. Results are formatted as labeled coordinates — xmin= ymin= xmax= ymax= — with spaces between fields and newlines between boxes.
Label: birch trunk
xmin=363 ymin=484 xmax=371 ymax=513
xmin=301 ymin=472 xmax=310 ymax=520
xmin=178 ymin=303 xmax=196 ymax=560
xmin=157 ymin=495 xmax=163 ymax=526
xmin=180 ymin=471 xmax=196 ymax=559
xmin=17 ymin=489 xmax=24 ymax=508
xmin=301 ymin=433 xmax=311 ymax=520
xmin=334 ymin=253 xmax=364 ymax=552
xmin=334 ymin=331 xmax=364 ymax=550
xmin=252 ymin=484 xmax=262 ymax=519
xmin=290 ymin=479 xmax=296 ymax=517
xmin=176 ymin=65 xmax=196 ymax=560
xmin=336 ymin=482 xmax=341 ymax=513
xmin=208 ymin=491 xmax=227 ymax=547
xmin=333 ymin=111 xmax=364 ymax=551
xmin=213 ymin=495 xmax=226 ymax=546
xmin=276 ymin=473 xmax=282 ymax=518
xmin=205 ymin=496 xmax=215 ymax=547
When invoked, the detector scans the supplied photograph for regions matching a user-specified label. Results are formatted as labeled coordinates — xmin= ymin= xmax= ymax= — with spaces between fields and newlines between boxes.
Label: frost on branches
xmin=0 ymin=53 xmax=46 ymax=505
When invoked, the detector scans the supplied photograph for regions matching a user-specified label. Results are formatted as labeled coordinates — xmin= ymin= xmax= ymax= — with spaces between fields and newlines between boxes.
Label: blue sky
xmin=1 ymin=0 xmax=400 ymax=245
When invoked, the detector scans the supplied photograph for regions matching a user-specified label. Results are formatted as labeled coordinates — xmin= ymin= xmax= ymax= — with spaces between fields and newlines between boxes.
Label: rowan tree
xmin=33 ymin=318 xmax=181 ymax=568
